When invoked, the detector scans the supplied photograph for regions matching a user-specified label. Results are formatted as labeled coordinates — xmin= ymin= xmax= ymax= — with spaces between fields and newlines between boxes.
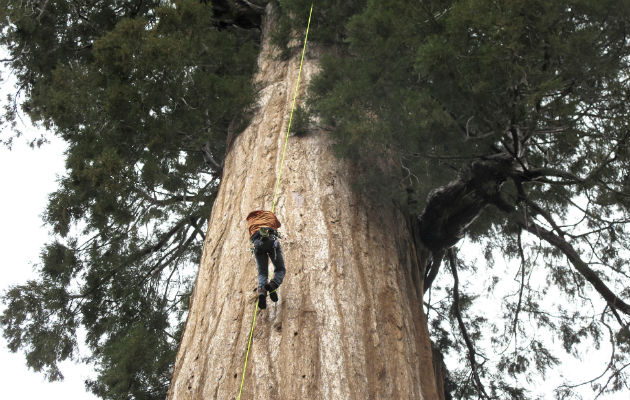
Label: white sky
xmin=0 ymin=134 xmax=98 ymax=399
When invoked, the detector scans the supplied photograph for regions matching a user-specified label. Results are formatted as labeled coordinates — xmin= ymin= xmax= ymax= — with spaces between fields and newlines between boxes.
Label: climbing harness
xmin=250 ymin=228 xmax=280 ymax=259
xmin=259 ymin=227 xmax=271 ymax=239
xmin=237 ymin=3 xmax=314 ymax=399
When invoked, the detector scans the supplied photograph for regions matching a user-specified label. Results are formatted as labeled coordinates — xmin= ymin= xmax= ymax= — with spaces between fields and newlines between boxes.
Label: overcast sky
xmin=0 ymin=134 xmax=98 ymax=399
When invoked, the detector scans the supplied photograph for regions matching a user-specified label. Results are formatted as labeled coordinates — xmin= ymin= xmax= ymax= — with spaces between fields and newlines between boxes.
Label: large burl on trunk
xmin=167 ymin=9 xmax=443 ymax=400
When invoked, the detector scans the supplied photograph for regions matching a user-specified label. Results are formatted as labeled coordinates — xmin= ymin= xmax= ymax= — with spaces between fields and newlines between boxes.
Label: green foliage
xmin=311 ymin=0 xmax=630 ymax=213
xmin=289 ymin=105 xmax=310 ymax=136
xmin=86 ymin=318 xmax=175 ymax=399
xmin=1 ymin=279 xmax=78 ymax=381
xmin=1 ymin=1 xmax=259 ymax=399
xmin=2 ymin=1 xmax=630 ymax=399
xmin=308 ymin=0 xmax=630 ymax=397
xmin=270 ymin=0 xmax=367 ymax=49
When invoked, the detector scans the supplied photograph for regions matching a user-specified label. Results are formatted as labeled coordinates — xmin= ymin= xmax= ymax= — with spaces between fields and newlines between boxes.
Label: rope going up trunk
xmin=271 ymin=2 xmax=314 ymax=214
xmin=238 ymin=4 xmax=314 ymax=399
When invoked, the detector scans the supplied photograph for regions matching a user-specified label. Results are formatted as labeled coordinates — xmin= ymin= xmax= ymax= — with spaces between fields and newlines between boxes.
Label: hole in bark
xmin=234 ymin=373 xmax=237 ymax=379
xmin=302 ymin=375 xmax=306 ymax=378
xmin=294 ymin=331 xmax=298 ymax=336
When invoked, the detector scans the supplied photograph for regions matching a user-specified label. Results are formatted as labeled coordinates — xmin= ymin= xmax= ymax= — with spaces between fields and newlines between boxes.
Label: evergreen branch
xmin=517 ymin=218 xmax=630 ymax=316
xmin=595 ymin=362 xmax=630 ymax=399
xmin=405 ymin=151 xmax=495 ymax=160
xmin=36 ymin=0 xmax=51 ymax=22
xmin=596 ymin=178 xmax=630 ymax=198
xmin=423 ymin=250 xmax=443 ymax=294
xmin=515 ymin=183 xmax=566 ymax=238
xmin=532 ymin=126 xmax=569 ymax=135
xmin=161 ymin=264 xmax=181 ymax=307
xmin=588 ymin=262 xmax=630 ymax=281
xmin=447 ymin=249 xmax=491 ymax=400
xmin=522 ymin=167 xmax=584 ymax=183
xmin=512 ymin=230 xmax=527 ymax=342
xmin=71 ymin=216 xmax=198 ymax=300
xmin=555 ymin=311 xmax=624 ymax=397
xmin=578 ymin=235 xmax=627 ymax=283
xmin=202 ymin=142 xmax=223 ymax=173
xmin=141 ymin=216 xmax=204 ymax=287
xmin=190 ymin=216 xmax=206 ymax=240
xmin=142 ymin=242 xmax=185 ymax=285
xmin=163 ymin=328 xmax=178 ymax=342
xmin=135 ymin=217 xmax=191 ymax=260
xmin=523 ymin=131 xmax=628 ymax=192
xmin=141 ymin=193 xmax=201 ymax=206
xmin=564 ymin=196 xmax=617 ymax=226
xmin=166 ymin=231 xmax=198 ymax=270
xmin=418 ymin=158 xmax=514 ymax=250
xmin=510 ymin=125 xmax=521 ymax=160
xmin=236 ymin=0 xmax=266 ymax=12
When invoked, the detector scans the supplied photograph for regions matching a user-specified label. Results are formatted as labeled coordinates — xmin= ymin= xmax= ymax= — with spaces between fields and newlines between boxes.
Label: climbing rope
xmin=238 ymin=4 xmax=313 ymax=399
xmin=271 ymin=2 xmax=314 ymax=214
xmin=238 ymin=301 xmax=260 ymax=400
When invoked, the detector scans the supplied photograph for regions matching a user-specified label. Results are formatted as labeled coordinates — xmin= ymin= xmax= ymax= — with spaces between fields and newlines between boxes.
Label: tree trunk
xmin=167 ymin=8 xmax=442 ymax=400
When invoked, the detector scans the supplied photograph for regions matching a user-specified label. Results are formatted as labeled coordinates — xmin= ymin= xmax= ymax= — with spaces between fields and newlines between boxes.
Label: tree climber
xmin=246 ymin=210 xmax=286 ymax=309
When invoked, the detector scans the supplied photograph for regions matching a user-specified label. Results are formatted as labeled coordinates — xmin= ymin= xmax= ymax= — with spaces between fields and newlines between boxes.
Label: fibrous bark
xmin=168 ymin=7 xmax=442 ymax=400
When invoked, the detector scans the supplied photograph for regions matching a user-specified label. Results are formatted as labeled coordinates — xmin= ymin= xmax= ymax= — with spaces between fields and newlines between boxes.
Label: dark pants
xmin=252 ymin=232 xmax=286 ymax=288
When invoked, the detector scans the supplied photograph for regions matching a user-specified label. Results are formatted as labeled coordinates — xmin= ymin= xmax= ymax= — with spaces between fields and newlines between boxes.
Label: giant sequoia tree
xmin=2 ymin=0 xmax=630 ymax=399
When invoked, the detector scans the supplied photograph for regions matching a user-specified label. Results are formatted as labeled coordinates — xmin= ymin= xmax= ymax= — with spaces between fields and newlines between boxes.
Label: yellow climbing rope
xmin=271 ymin=2 xmax=314 ymax=214
xmin=238 ymin=4 xmax=313 ymax=399
xmin=238 ymin=302 xmax=259 ymax=400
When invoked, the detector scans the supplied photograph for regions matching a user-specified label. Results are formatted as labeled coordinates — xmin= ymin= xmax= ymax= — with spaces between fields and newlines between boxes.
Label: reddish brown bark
xmin=167 ymin=7 xmax=442 ymax=400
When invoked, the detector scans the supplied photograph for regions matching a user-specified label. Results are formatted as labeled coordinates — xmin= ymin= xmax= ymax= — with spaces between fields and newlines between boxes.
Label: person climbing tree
xmin=246 ymin=210 xmax=286 ymax=309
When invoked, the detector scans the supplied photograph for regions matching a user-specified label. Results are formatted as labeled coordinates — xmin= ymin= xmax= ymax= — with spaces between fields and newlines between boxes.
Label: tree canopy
xmin=1 ymin=0 xmax=630 ymax=399
xmin=1 ymin=0 xmax=260 ymax=398
xmin=308 ymin=0 xmax=630 ymax=397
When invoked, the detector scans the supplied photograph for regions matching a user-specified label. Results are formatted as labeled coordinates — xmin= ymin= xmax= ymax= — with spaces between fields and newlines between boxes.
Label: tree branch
xmin=418 ymin=157 xmax=515 ymax=251
xmin=512 ymin=230 xmax=527 ymax=340
xmin=555 ymin=311 xmax=627 ymax=398
xmin=37 ymin=0 xmax=51 ymax=22
xmin=516 ymin=182 xmax=566 ymax=238
xmin=190 ymin=216 xmax=206 ymax=240
xmin=447 ymin=249 xmax=491 ymax=400
xmin=202 ymin=142 xmax=223 ymax=173
xmin=236 ymin=0 xmax=266 ymax=12
xmin=522 ymin=167 xmax=584 ymax=183
xmin=517 ymin=218 xmax=630 ymax=316
xmin=424 ymin=250 xmax=443 ymax=293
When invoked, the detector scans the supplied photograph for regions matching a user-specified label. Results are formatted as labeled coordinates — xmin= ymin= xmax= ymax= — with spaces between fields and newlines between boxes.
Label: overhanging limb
xmin=517 ymin=218 xmax=630 ymax=316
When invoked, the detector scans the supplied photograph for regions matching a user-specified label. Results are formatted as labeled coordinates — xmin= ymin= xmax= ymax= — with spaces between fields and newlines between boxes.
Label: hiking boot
xmin=265 ymin=281 xmax=279 ymax=303
xmin=257 ymin=287 xmax=267 ymax=310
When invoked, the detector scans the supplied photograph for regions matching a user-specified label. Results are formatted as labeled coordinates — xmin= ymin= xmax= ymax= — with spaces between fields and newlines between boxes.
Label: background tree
xmin=306 ymin=0 xmax=630 ymax=397
xmin=2 ymin=0 xmax=630 ymax=399
xmin=1 ymin=0 xmax=261 ymax=398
